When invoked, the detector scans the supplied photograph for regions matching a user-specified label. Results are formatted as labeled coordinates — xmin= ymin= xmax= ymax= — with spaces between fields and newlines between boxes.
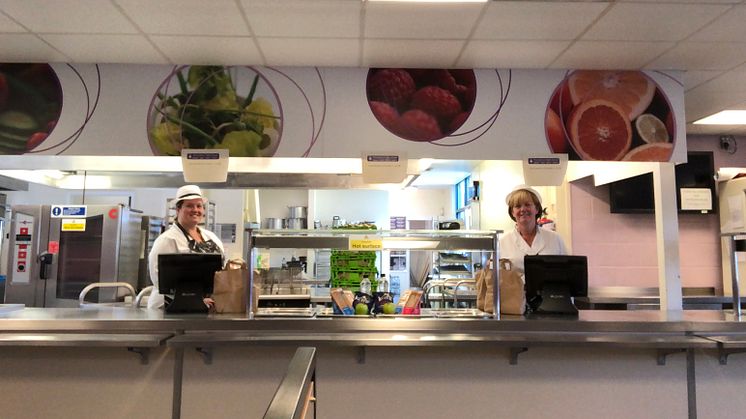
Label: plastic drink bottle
xmin=378 ymin=274 xmax=389 ymax=293
xmin=360 ymin=274 xmax=371 ymax=295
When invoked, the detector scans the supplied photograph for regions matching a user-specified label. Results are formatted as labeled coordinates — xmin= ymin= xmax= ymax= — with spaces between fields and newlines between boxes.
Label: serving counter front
xmin=1 ymin=308 xmax=746 ymax=419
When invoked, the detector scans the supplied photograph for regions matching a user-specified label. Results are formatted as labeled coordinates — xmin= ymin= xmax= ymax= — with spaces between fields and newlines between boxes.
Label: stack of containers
xmin=330 ymin=250 xmax=378 ymax=292
xmin=330 ymin=222 xmax=378 ymax=292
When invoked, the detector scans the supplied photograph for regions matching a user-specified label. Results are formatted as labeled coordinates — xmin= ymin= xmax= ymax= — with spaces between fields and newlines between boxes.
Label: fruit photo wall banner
xmin=0 ymin=63 xmax=686 ymax=163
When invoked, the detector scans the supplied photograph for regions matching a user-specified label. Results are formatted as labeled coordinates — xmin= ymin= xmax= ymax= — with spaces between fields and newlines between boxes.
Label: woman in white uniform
xmin=147 ymin=185 xmax=225 ymax=310
xmin=499 ymin=185 xmax=567 ymax=274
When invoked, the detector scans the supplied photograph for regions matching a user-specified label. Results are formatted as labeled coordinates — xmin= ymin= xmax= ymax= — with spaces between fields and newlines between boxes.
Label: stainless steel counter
xmin=2 ymin=307 xmax=746 ymax=336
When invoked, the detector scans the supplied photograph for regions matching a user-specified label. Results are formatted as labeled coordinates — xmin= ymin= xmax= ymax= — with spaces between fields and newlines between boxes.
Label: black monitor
xmin=524 ymin=255 xmax=588 ymax=315
xmin=158 ymin=253 xmax=222 ymax=314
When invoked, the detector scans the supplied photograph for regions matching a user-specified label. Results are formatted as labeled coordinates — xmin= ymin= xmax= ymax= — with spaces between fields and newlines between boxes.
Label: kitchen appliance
xmin=438 ymin=220 xmax=462 ymax=230
xmin=4 ymin=204 xmax=142 ymax=307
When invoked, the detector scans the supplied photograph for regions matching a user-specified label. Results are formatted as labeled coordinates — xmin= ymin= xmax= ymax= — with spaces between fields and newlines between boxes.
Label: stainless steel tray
xmin=254 ymin=307 xmax=316 ymax=318
xmin=429 ymin=308 xmax=488 ymax=318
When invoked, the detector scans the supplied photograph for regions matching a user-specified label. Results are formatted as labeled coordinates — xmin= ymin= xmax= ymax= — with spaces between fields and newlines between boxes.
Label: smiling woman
xmin=147 ymin=185 xmax=225 ymax=311
xmin=499 ymin=185 xmax=567 ymax=275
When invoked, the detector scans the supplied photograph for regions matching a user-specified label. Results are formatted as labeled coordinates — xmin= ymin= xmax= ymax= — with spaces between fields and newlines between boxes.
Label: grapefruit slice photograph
xmin=568 ymin=70 xmax=655 ymax=120
xmin=567 ymin=99 xmax=632 ymax=161
xmin=622 ymin=142 xmax=674 ymax=161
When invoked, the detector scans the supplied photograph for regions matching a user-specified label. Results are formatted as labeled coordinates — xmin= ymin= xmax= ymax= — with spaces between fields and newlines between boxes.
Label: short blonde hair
xmin=506 ymin=189 xmax=542 ymax=222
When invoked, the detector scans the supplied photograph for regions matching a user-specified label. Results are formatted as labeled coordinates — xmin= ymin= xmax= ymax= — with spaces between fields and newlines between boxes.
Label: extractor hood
xmin=0 ymin=156 xmax=479 ymax=190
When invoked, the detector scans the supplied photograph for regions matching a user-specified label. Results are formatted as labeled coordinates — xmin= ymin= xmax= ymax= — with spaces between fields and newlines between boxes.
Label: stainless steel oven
xmin=3 ymin=204 xmax=142 ymax=307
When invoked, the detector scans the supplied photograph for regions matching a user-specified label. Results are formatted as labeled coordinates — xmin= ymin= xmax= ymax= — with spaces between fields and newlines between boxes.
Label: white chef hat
xmin=505 ymin=184 xmax=542 ymax=207
xmin=174 ymin=184 xmax=207 ymax=205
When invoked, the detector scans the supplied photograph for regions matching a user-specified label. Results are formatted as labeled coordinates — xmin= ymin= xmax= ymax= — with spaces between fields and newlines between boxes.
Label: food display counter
xmin=2 ymin=228 xmax=746 ymax=419
xmin=247 ymin=228 xmax=499 ymax=318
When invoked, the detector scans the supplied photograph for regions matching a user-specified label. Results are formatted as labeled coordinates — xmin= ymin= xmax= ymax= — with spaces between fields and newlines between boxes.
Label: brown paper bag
xmin=475 ymin=258 xmax=526 ymax=315
xmin=212 ymin=259 xmax=252 ymax=314
xmin=475 ymin=266 xmax=487 ymax=311
xmin=498 ymin=259 xmax=526 ymax=315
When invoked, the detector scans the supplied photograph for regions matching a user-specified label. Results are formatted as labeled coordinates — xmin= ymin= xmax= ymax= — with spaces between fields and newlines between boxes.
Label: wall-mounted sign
xmin=362 ymin=152 xmax=407 ymax=184
xmin=522 ymin=154 xmax=568 ymax=186
xmin=61 ymin=219 xmax=86 ymax=232
xmin=348 ymin=234 xmax=383 ymax=251
xmin=680 ymin=188 xmax=712 ymax=211
xmin=181 ymin=149 xmax=229 ymax=182
xmin=51 ymin=205 xmax=87 ymax=218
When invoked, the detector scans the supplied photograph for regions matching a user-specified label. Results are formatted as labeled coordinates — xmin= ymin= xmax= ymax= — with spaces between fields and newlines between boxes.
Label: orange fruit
xmin=622 ymin=143 xmax=674 ymax=161
xmin=567 ymin=99 xmax=632 ymax=161
xmin=568 ymin=70 xmax=655 ymax=120
xmin=545 ymin=108 xmax=569 ymax=153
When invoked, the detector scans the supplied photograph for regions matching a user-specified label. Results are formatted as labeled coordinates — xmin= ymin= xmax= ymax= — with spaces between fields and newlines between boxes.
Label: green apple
xmin=355 ymin=303 xmax=369 ymax=315
xmin=382 ymin=302 xmax=396 ymax=315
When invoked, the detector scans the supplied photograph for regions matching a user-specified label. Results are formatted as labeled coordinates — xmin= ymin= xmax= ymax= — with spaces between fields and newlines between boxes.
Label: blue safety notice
xmin=50 ymin=205 xmax=87 ymax=218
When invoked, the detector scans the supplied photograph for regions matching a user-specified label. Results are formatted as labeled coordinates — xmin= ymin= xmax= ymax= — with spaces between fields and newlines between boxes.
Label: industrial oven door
xmin=4 ymin=205 xmax=50 ymax=307
xmin=44 ymin=213 xmax=106 ymax=307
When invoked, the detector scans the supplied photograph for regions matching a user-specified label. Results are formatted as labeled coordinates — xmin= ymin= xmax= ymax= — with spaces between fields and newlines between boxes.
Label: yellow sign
xmin=61 ymin=219 xmax=86 ymax=232
xmin=348 ymin=235 xmax=383 ymax=251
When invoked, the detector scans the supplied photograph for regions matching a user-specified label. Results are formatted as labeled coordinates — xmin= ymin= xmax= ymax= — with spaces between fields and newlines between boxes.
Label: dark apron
xmin=163 ymin=223 xmax=222 ymax=306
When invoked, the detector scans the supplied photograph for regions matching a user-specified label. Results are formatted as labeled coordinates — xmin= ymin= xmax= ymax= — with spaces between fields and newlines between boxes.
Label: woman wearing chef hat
xmin=499 ymin=185 xmax=567 ymax=274
xmin=147 ymin=185 xmax=225 ymax=310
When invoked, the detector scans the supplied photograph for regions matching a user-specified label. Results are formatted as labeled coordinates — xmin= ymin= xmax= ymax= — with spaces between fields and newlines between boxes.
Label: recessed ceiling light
xmin=693 ymin=110 xmax=746 ymax=125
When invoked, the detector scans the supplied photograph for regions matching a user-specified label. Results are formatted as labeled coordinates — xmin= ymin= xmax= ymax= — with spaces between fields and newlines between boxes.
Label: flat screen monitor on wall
xmin=608 ymin=151 xmax=717 ymax=214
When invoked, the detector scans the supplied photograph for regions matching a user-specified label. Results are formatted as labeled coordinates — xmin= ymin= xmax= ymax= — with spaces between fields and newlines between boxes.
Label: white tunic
xmin=147 ymin=224 xmax=225 ymax=309
xmin=499 ymin=225 xmax=567 ymax=274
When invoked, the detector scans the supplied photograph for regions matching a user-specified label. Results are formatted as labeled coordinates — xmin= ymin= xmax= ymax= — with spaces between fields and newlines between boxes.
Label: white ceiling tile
xmin=0 ymin=33 xmax=68 ymax=62
xmin=684 ymin=86 xmax=746 ymax=121
xmin=692 ymin=70 xmax=746 ymax=94
xmin=0 ymin=10 xmax=25 ymax=32
xmin=152 ymin=36 xmax=262 ymax=66
xmin=365 ymin=2 xmax=483 ymax=39
xmin=117 ymin=0 xmax=249 ymax=36
xmin=258 ymin=38 xmax=360 ymax=67
xmin=473 ymin=2 xmax=608 ymax=41
xmin=41 ymin=34 xmax=167 ymax=64
xmin=688 ymin=5 xmax=746 ymax=42
xmin=0 ymin=0 xmax=137 ymax=33
xmin=240 ymin=0 xmax=361 ymax=38
xmin=551 ymin=41 xmax=674 ymax=70
xmin=583 ymin=3 xmax=730 ymax=42
xmin=458 ymin=40 xmax=569 ymax=69
xmin=684 ymin=124 xmax=734 ymax=136
xmin=363 ymin=39 xmax=463 ymax=68
xmin=682 ymin=70 xmax=724 ymax=91
xmin=647 ymin=42 xmax=746 ymax=71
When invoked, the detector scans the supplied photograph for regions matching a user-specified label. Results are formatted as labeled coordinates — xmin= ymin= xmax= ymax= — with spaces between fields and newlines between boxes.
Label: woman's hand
xmin=203 ymin=297 xmax=215 ymax=309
